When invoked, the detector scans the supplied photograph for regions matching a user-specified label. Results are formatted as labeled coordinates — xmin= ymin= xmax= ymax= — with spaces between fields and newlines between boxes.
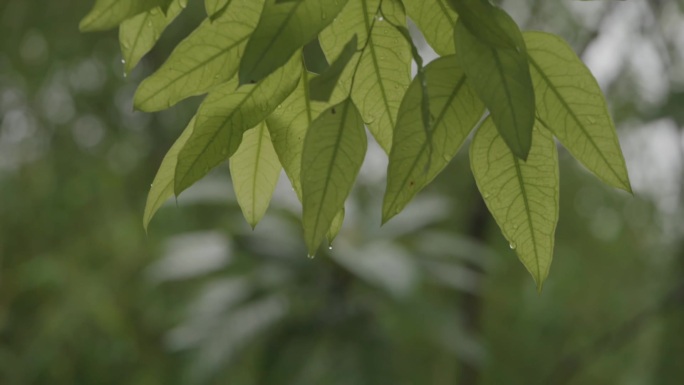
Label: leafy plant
xmin=81 ymin=0 xmax=631 ymax=289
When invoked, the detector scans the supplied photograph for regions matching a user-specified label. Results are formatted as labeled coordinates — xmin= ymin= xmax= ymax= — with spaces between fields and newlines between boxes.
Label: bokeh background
xmin=1 ymin=0 xmax=683 ymax=384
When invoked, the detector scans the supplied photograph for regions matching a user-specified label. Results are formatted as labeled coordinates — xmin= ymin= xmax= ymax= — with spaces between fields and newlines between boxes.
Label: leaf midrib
xmin=512 ymin=154 xmax=541 ymax=283
xmin=137 ymin=34 xmax=249 ymax=107
xmin=385 ymin=75 xmax=466 ymax=217
xmin=310 ymin=100 xmax=352 ymax=248
xmin=528 ymin=56 xmax=627 ymax=189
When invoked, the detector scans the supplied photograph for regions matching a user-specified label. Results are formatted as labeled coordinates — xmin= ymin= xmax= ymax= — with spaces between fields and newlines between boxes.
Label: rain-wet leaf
xmin=238 ymin=0 xmax=349 ymax=85
xmin=453 ymin=7 xmax=535 ymax=160
xmin=524 ymin=31 xmax=631 ymax=192
xmin=383 ymin=55 xmax=484 ymax=223
xmin=134 ymin=0 xmax=263 ymax=112
xmin=403 ymin=0 xmax=457 ymax=55
xmin=174 ymin=54 xmax=300 ymax=195
xmin=301 ymin=98 xmax=366 ymax=255
xmin=143 ymin=116 xmax=195 ymax=231
xmin=119 ymin=0 xmax=187 ymax=75
xmin=320 ymin=0 xmax=411 ymax=153
xmin=470 ymin=117 xmax=559 ymax=290
xmin=80 ymin=0 xmax=171 ymax=32
xmin=230 ymin=122 xmax=282 ymax=228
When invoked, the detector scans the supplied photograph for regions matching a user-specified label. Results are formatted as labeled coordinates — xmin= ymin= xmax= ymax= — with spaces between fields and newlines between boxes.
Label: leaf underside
xmin=470 ymin=117 xmax=559 ymax=290
xmin=301 ymin=98 xmax=366 ymax=255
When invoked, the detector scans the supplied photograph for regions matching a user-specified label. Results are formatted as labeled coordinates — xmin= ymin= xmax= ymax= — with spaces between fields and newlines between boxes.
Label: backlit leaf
xmin=320 ymin=0 xmax=411 ymax=153
xmin=327 ymin=208 xmax=345 ymax=245
xmin=383 ymin=55 xmax=484 ymax=222
xmin=80 ymin=0 xmax=171 ymax=32
xmin=310 ymin=35 xmax=358 ymax=102
xmin=454 ymin=8 xmax=535 ymax=160
xmin=238 ymin=0 xmax=349 ymax=85
xmin=266 ymin=63 xmax=346 ymax=199
xmin=403 ymin=0 xmax=457 ymax=55
xmin=470 ymin=117 xmax=559 ymax=290
xmin=230 ymin=122 xmax=282 ymax=228
xmin=301 ymin=98 xmax=366 ymax=255
xmin=119 ymin=0 xmax=187 ymax=75
xmin=446 ymin=0 xmax=517 ymax=49
xmin=143 ymin=116 xmax=195 ymax=231
xmin=524 ymin=31 xmax=631 ymax=192
xmin=174 ymin=54 xmax=300 ymax=195
xmin=134 ymin=0 xmax=263 ymax=112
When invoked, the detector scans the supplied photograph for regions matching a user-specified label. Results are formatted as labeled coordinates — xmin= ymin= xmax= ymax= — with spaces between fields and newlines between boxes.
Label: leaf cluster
xmin=81 ymin=0 xmax=631 ymax=289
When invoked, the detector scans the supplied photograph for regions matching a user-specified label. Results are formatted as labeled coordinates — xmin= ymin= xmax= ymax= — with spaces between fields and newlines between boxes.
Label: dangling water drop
xmin=509 ymin=242 xmax=517 ymax=249
xmin=328 ymin=245 xmax=333 ymax=250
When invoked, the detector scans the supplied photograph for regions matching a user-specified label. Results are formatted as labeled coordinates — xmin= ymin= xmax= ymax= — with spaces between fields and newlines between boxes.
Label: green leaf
xmin=143 ymin=116 xmax=195 ymax=231
xmin=133 ymin=0 xmax=264 ymax=112
xmin=453 ymin=8 xmax=535 ymax=160
xmin=80 ymin=0 xmax=171 ymax=32
xmin=320 ymin=0 xmax=411 ymax=153
xmin=524 ymin=31 xmax=632 ymax=192
xmin=470 ymin=117 xmax=559 ymax=290
xmin=174 ymin=53 xmax=300 ymax=195
xmin=310 ymin=35 xmax=358 ymax=102
xmin=383 ymin=55 xmax=484 ymax=222
xmin=205 ymin=0 xmax=231 ymax=20
xmin=446 ymin=0 xmax=517 ymax=49
xmin=301 ymin=98 xmax=366 ymax=255
xmin=119 ymin=0 xmax=187 ymax=76
xmin=238 ymin=0 xmax=349 ymax=85
xmin=327 ymin=208 xmax=345 ymax=245
xmin=403 ymin=0 xmax=457 ymax=55
xmin=229 ymin=122 xmax=282 ymax=228
xmin=266 ymin=64 xmax=346 ymax=199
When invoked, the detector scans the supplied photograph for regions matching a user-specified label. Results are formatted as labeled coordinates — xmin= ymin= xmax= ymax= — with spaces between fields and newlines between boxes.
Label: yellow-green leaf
xmin=310 ymin=35 xmax=357 ymax=102
xmin=524 ymin=31 xmax=631 ymax=193
xmin=238 ymin=0 xmax=349 ymax=85
xmin=403 ymin=0 xmax=457 ymax=55
xmin=143 ymin=116 xmax=195 ymax=231
xmin=301 ymin=98 xmax=366 ymax=255
xmin=266 ymin=64 xmax=346 ymax=199
xmin=80 ymin=0 xmax=170 ymax=32
xmin=229 ymin=122 xmax=282 ymax=228
xmin=320 ymin=0 xmax=411 ymax=153
xmin=470 ymin=117 xmax=559 ymax=290
xmin=119 ymin=0 xmax=187 ymax=75
xmin=134 ymin=0 xmax=263 ymax=112
xmin=454 ymin=8 xmax=535 ymax=160
xmin=327 ymin=208 xmax=345 ymax=245
xmin=174 ymin=53 xmax=300 ymax=195
xmin=383 ymin=55 xmax=484 ymax=222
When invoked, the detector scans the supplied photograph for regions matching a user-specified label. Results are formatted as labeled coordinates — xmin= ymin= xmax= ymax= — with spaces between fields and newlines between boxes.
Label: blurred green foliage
xmin=0 ymin=0 xmax=683 ymax=384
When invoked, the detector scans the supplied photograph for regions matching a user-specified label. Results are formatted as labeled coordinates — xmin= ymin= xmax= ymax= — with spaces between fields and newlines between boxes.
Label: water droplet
xmin=277 ymin=104 xmax=282 ymax=109
xmin=123 ymin=72 xmax=127 ymax=78
xmin=509 ymin=242 xmax=517 ymax=249
xmin=328 ymin=245 xmax=333 ymax=250
xmin=121 ymin=59 xmax=126 ymax=64
xmin=377 ymin=16 xmax=384 ymax=21
xmin=483 ymin=191 xmax=491 ymax=198
xmin=307 ymin=254 xmax=315 ymax=259
xmin=150 ymin=183 xmax=154 ymax=187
